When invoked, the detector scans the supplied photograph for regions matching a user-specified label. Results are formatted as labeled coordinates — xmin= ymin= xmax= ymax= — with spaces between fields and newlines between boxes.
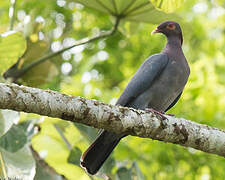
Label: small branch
xmin=9 ymin=0 xmax=17 ymax=30
xmin=30 ymin=146 xmax=67 ymax=179
xmin=54 ymin=124 xmax=72 ymax=150
xmin=0 ymin=83 xmax=225 ymax=158
xmin=4 ymin=17 xmax=120 ymax=80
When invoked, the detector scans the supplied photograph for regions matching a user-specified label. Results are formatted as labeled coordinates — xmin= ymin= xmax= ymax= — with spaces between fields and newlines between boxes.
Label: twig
xmin=30 ymin=146 xmax=67 ymax=179
xmin=54 ymin=124 xmax=72 ymax=150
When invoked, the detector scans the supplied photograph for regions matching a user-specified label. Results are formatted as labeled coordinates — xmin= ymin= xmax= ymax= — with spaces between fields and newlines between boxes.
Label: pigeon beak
xmin=151 ymin=28 xmax=161 ymax=35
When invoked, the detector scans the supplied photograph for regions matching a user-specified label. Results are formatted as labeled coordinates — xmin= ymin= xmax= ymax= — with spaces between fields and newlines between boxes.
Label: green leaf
xmin=0 ymin=125 xmax=27 ymax=153
xmin=0 ymin=146 xmax=35 ymax=179
xmin=76 ymin=0 xmax=180 ymax=23
xmin=68 ymin=147 xmax=82 ymax=166
xmin=0 ymin=110 xmax=20 ymax=137
xmin=0 ymin=31 xmax=26 ymax=75
xmin=150 ymin=0 xmax=184 ymax=13
xmin=116 ymin=167 xmax=132 ymax=180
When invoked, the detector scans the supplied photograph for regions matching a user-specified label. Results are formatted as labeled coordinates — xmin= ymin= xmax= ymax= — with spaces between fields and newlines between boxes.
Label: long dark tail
xmin=80 ymin=130 xmax=123 ymax=175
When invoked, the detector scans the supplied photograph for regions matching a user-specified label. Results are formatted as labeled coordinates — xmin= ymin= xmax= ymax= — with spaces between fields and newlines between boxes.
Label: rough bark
xmin=0 ymin=83 xmax=224 ymax=158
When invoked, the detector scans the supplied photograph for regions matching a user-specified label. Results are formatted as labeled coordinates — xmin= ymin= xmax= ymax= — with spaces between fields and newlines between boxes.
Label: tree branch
xmin=0 ymin=82 xmax=225 ymax=158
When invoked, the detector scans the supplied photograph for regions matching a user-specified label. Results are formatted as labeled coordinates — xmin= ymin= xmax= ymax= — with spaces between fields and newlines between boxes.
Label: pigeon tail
xmin=80 ymin=130 xmax=122 ymax=175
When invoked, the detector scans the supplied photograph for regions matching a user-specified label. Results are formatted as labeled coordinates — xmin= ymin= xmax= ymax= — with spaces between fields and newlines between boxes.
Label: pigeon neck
xmin=163 ymin=35 xmax=183 ymax=56
xmin=166 ymin=35 xmax=182 ymax=47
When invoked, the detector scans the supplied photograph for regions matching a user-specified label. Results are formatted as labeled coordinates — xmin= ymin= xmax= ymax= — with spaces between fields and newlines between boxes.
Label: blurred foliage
xmin=0 ymin=0 xmax=225 ymax=179
xmin=0 ymin=32 xmax=26 ymax=75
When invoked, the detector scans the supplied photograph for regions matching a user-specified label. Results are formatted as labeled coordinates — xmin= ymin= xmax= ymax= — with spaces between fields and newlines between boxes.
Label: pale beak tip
xmin=151 ymin=30 xmax=156 ymax=36
xmin=151 ymin=28 xmax=159 ymax=36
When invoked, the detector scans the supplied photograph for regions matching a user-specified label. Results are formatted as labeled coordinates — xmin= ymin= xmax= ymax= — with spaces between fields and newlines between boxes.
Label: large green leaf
xmin=0 ymin=146 xmax=35 ymax=179
xmin=0 ymin=125 xmax=27 ymax=153
xmin=76 ymin=0 xmax=180 ymax=23
xmin=150 ymin=0 xmax=184 ymax=13
xmin=0 ymin=110 xmax=20 ymax=137
xmin=0 ymin=31 xmax=26 ymax=75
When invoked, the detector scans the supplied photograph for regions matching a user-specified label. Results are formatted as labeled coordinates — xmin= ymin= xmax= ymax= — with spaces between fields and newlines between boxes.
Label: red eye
xmin=167 ymin=23 xmax=175 ymax=30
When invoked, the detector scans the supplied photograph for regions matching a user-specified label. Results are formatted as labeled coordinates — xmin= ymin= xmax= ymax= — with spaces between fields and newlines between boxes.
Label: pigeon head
xmin=151 ymin=21 xmax=183 ymax=45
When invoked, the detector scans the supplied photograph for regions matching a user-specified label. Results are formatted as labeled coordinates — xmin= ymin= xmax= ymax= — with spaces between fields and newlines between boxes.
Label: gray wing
xmin=165 ymin=92 xmax=182 ymax=112
xmin=116 ymin=53 xmax=169 ymax=107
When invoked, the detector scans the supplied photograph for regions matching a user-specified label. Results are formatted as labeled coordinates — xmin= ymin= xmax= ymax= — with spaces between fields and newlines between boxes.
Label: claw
xmin=145 ymin=108 xmax=167 ymax=120
xmin=166 ymin=113 xmax=175 ymax=116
